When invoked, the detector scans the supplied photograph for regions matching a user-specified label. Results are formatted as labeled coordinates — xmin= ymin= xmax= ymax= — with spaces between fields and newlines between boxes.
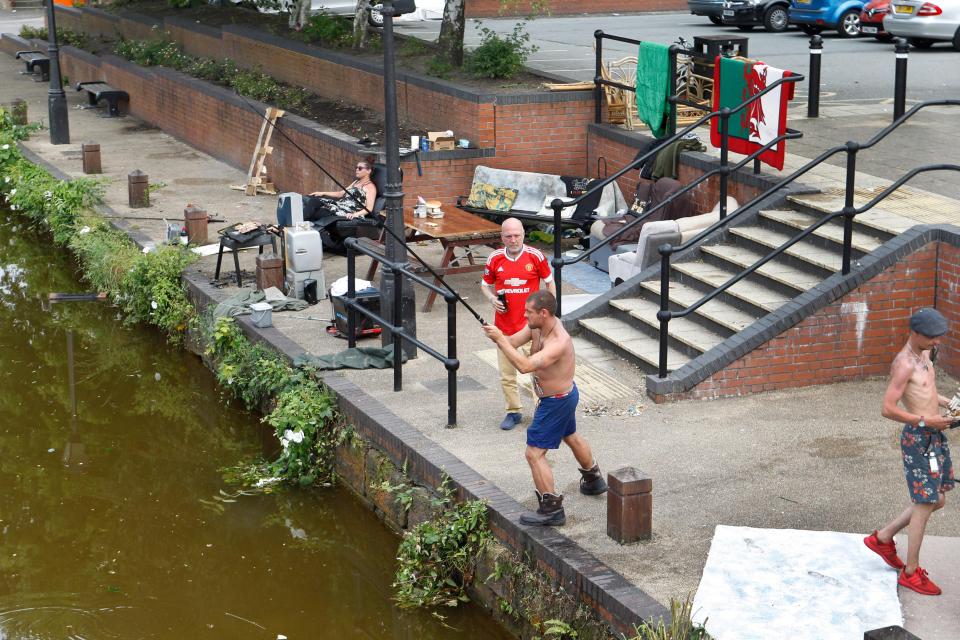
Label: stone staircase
xmin=577 ymin=197 xmax=910 ymax=376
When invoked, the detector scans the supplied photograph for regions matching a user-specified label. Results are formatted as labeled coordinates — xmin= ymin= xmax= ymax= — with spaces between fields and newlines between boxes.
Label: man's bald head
xmin=501 ymin=218 xmax=524 ymax=256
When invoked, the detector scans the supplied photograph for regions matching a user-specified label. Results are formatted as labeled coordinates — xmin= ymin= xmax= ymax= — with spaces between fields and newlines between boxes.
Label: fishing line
xmin=233 ymin=93 xmax=487 ymax=324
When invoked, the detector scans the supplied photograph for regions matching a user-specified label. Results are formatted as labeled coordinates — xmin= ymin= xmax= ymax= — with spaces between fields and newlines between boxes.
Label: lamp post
xmin=378 ymin=0 xmax=417 ymax=358
xmin=45 ymin=0 xmax=70 ymax=144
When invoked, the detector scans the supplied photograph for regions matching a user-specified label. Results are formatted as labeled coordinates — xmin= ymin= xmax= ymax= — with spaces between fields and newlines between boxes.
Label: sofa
xmin=607 ymin=197 xmax=739 ymax=285
xmin=456 ymin=165 xmax=627 ymax=232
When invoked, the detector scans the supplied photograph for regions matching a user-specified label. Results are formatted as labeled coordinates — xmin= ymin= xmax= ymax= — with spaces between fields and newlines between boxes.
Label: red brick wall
xmin=466 ymin=0 xmax=687 ymax=17
xmin=166 ymin=23 xmax=224 ymax=62
xmin=651 ymin=243 xmax=941 ymax=402
xmin=936 ymin=243 xmax=960 ymax=380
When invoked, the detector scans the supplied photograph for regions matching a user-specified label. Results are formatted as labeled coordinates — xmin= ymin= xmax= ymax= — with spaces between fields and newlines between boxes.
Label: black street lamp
xmin=45 ymin=0 xmax=70 ymax=144
xmin=378 ymin=0 xmax=417 ymax=358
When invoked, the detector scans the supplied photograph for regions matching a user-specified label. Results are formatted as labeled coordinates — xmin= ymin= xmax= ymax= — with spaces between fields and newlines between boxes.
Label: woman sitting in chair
xmin=303 ymin=157 xmax=378 ymax=253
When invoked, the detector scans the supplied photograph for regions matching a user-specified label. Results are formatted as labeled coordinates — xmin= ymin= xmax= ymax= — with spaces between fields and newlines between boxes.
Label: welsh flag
xmin=710 ymin=57 xmax=795 ymax=171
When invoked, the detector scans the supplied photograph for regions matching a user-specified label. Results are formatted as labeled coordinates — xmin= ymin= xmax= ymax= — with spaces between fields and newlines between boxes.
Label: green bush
xmin=19 ymin=25 xmax=88 ymax=49
xmin=300 ymin=12 xmax=353 ymax=47
xmin=466 ymin=21 xmax=538 ymax=79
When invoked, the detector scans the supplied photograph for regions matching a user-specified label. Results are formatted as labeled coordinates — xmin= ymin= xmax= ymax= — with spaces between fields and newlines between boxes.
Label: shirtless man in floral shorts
xmin=864 ymin=307 xmax=956 ymax=595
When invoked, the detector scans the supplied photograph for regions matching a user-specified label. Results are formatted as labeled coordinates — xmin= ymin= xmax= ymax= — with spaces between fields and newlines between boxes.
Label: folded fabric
xmin=537 ymin=195 xmax=576 ymax=219
xmin=710 ymin=56 xmax=795 ymax=171
xmin=636 ymin=41 xmax=671 ymax=139
xmin=651 ymin=138 xmax=707 ymax=180
xmin=213 ymin=289 xmax=308 ymax=318
xmin=466 ymin=182 xmax=519 ymax=211
xmin=294 ymin=344 xmax=406 ymax=370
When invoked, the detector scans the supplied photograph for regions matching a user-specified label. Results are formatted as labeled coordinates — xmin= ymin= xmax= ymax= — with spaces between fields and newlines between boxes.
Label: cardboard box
xmin=427 ymin=131 xmax=456 ymax=151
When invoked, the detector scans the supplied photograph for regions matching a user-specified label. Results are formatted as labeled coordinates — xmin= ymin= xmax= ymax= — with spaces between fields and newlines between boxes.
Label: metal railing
xmin=344 ymin=237 xmax=460 ymax=427
xmin=654 ymin=100 xmax=960 ymax=378
xmin=549 ymin=66 xmax=804 ymax=317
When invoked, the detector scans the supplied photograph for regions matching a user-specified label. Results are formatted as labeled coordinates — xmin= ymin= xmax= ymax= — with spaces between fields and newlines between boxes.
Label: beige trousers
xmin=498 ymin=341 xmax=531 ymax=413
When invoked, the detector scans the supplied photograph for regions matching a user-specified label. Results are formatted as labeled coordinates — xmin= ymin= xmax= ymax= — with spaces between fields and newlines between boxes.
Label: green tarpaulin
xmin=294 ymin=345 xmax=406 ymax=370
xmin=636 ymin=41 xmax=671 ymax=139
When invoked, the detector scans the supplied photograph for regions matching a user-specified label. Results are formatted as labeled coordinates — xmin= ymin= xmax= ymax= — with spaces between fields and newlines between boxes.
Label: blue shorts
xmin=527 ymin=383 xmax=579 ymax=450
xmin=901 ymin=423 xmax=955 ymax=504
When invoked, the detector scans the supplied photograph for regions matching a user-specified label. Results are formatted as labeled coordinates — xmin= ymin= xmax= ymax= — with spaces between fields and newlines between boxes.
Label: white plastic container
xmin=284 ymin=227 xmax=323 ymax=272
xmin=250 ymin=302 xmax=273 ymax=328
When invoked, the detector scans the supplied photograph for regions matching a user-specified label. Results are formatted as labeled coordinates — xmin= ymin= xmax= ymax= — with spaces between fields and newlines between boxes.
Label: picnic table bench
xmin=15 ymin=51 xmax=49 ymax=82
xmin=75 ymin=81 xmax=129 ymax=117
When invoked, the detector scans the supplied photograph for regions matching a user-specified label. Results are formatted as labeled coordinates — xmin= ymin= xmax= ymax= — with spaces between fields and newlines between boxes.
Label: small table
xmin=367 ymin=208 xmax=501 ymax=312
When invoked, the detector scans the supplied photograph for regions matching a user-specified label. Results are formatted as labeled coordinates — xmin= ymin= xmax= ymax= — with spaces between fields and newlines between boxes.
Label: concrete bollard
xmin=128 ymin=170 xmax=149 ymax=208
xmin=607 ymin=467 xmax=652 ymax=543
xmin=183 ymin=203 xmax=208 ymax=245
xmin=9 ymin=98 xmax=27 ymax=126
xmin=81 ymin=142 xmax=101 ymax=175
xmin=256 ymin=253 xmax=284 ymax=292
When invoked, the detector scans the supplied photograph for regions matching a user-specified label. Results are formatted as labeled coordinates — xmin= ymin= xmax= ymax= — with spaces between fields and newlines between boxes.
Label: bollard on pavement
xmin=807 ymin=34 xmax=823 ymax=119
xmin=607 ymin=467 xmax=652 ymax=543
xmin=81 ymin=142 xmax=101 ymax=175
xmin=128 ymin=170 xmax=149 ymax=208
xmin=183 ymin=203 xmax=208 ymax=245
xmin=893 ymin=38 xmax=909 ymax=121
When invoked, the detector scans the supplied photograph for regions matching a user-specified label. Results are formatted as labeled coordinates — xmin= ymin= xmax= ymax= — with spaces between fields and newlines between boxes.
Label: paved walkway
xmin=3 ymin=37 xmax=960 ymax=638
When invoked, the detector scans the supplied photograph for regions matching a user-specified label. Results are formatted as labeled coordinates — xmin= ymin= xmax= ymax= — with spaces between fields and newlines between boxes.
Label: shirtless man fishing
xmin=864 ymin=307 xmax=956 ymax=595
xmin=482 ymin=290 xmax=607 ymax=526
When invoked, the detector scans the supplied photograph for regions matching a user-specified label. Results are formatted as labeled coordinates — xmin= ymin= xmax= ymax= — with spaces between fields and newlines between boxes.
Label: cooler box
xmin=277 ymin=193 xmax=304 ymax=228
xmin=331 ymin=289 xmax=381 ymax=339
xmin=284 ymin=227 xmax=323 ymax=272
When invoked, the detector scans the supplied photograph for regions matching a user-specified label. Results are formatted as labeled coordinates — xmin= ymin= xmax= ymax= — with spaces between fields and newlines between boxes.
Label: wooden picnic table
xmin=366 ymin=207 xmax=501 ymax=312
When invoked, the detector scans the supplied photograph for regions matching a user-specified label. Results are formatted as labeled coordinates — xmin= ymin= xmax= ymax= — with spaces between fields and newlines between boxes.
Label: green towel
xmin=636 ymin=41 xmax=671 ymax=139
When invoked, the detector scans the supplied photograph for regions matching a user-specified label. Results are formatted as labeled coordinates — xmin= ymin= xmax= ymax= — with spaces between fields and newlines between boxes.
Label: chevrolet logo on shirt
xmin=503 ymin=278 xmax=527 ymax=287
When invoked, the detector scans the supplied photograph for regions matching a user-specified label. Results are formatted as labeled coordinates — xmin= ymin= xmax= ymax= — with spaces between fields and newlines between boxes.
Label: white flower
xmin=283 ymin=429 xmax=304 ymax=444
xmin=3 ymin=176 xmax=9 ymax=182
xmin=79 ymin=226 xmax=90 ymax=234
xmin=1 ymin=144 xmax=9 ymax=150
xmin=9 ymin=189 xmax=15 ymax=196
xmin=44 ymin=191 xmax=52 ymax=199
xmin=280 ymin=437 xmax=289 ymax=449
xmin=150 ymin=300 xmax=158 ymax=309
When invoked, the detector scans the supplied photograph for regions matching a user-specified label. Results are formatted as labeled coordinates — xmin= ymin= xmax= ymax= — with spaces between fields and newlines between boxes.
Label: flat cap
xmin=910 ymin=307 xmax=948 ymax=337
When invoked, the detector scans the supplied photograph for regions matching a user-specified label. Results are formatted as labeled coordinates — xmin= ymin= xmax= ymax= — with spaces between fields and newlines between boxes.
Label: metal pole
xmin=551 ymin=199 xmax=563 ymax=317
xmin=393 ymin=264 xmax=402 ymax=392
xmin=379 ymin=0 xmax=417 ymax=358
xmin=657 ymin=246 xmax=673 ymax=379
xmin=893 ymin=38 xmax=909 ymax=121
xmin=807 ymin=34 xmax=822 ymax=119
xmin=719 ymin=108 xmax=730 ymax=219
xmin=446 ymin=294 xmax=457 ymax=428
xmin=842 ymin=141 xmax=859 ymax=275
xmin=45 ymin=0 xmax=70 ymax=144
xmin=347 ymin=241 xmax=357 ymax=349
xmin=594 ymin=30 xmax=603 ymax=125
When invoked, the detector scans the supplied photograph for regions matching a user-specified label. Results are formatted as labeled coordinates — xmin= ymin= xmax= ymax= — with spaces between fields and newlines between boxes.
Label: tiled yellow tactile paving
xmin=475 ymin=349 xmax=635 ymax=405
xmin=789 ymin=185 xmax=960 ymax=230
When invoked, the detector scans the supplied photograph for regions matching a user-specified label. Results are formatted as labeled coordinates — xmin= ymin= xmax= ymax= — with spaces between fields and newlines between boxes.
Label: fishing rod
xmin=233 ymin=92 xmax=487 ymax=325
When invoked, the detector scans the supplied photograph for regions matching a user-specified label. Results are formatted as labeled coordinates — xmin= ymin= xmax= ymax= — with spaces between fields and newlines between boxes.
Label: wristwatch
xmin=918 ymin=416 xmax=926 ymax=428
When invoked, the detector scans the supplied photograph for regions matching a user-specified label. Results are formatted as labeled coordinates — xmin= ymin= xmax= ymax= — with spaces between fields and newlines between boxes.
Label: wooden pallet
xmin=231 ymin=107 xmax=284 ymax=196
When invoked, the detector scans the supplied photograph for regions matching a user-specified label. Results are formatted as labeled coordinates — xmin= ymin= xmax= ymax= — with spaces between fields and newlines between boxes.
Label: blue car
xmin=788 ymin=0 xmax=865 ymax=36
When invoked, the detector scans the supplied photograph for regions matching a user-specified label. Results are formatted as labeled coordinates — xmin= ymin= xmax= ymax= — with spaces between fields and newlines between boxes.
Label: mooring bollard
xmin=607 ymin=467 xmax=652 ymax=543
xmin=183 ymin=203 xmax=208 ymax=245
xmin=128 ymin=170 xmax=149 ymax=208
xmin=807 ymin=34 xmax=823 ymax=119
xmin=10 ymin=98 xmax=27 ymax=126
xmin=81 ymin=142 xmax=101 ymax=175
xmin=893 ymin=38 xmax=909 ymax=121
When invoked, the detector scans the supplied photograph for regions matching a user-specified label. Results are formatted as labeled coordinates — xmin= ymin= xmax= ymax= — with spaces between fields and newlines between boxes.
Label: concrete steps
xmin=577 ymin=201 xmax=898 ymax=377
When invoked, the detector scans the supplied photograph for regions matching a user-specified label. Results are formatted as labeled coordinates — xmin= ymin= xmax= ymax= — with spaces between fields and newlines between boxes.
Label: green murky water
xmin=0 ymin=210 xmax=509 ymax=640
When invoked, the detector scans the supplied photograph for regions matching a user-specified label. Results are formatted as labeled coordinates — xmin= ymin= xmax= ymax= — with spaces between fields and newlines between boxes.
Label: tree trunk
xmin=353 ymin=0 xmax=371 ymax=49
xmin=436 ymin=0 xmax=466 ymax=67
xmin=288 ymin=0 xmax=311 ymax=30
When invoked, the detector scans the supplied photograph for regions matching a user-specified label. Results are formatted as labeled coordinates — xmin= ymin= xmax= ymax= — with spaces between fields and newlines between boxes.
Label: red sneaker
xmin=864 ymin=531 xmax=905 ymax=570
xmin=898 ymin=567 xmax=941 ymax=596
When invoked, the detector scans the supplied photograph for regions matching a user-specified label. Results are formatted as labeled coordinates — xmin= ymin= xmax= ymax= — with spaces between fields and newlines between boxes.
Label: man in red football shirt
xmin=481 ymin=218 xmax=555 ymax=430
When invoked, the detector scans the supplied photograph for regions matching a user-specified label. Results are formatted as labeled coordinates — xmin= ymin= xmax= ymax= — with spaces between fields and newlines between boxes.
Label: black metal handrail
xmin=548 ymin=66 xmax=803 ymax=316
xmin=344 ymin=237 xmax=460 ymax=427
xmin=654 ymin=99 xmax=960 ymax=378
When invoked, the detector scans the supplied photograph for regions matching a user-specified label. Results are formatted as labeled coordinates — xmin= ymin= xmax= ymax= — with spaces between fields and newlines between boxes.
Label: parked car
xmin=688 ymin=0 xmax=727 ymax=24
xmin=788 ymin=0 xmax=866 ymax=36
xmin=721 ymin=0 xmax=792 ymax=31
xmin=313 ymin=1 xmax=385 ymax=27
xmin=884 ymin=0 xmax=960 ymax=49
xmin=860 ymin=0 xmax=893 ymax=38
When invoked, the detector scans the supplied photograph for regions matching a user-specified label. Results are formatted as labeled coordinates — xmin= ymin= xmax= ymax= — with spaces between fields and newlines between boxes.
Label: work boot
xmin=520 ymin=493 xmax=565 ymax=526
xmin=578 ymin=463 xmax=608 ymax=496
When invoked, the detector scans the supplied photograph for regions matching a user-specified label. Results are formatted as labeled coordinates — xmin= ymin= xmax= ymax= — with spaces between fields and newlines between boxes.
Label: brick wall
xmin=650 ymin=243 xmax=941 ymax=402
xmin=936 ymin=242 xmax=960 ymax=380
xmin=466 ymin=0 xmax=687 ymax=17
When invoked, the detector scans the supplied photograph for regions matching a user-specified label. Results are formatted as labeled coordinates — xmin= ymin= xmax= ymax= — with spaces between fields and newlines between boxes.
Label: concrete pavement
xmin=3 ymin=29 xmax=960 ymax=638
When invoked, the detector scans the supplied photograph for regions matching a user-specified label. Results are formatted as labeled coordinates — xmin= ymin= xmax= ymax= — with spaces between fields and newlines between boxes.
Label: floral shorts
xmin=901 ymin=423 xmax=956 ymax=504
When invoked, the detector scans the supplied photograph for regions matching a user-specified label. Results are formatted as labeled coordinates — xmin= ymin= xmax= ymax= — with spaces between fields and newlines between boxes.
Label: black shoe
xmin=520 ymin=493 xmax=565 ymax=526
xmin=578 ymin=463 xmax=608 ymax=496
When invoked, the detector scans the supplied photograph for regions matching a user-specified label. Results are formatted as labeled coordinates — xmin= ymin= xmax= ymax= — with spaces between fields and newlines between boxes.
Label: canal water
xmin=0 ymin=210 xmax=511 ymax=640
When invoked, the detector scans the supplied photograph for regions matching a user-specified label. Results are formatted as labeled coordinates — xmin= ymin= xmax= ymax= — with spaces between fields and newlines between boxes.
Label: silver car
xmin=884 ymin=0 xmax=960 ymax=49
